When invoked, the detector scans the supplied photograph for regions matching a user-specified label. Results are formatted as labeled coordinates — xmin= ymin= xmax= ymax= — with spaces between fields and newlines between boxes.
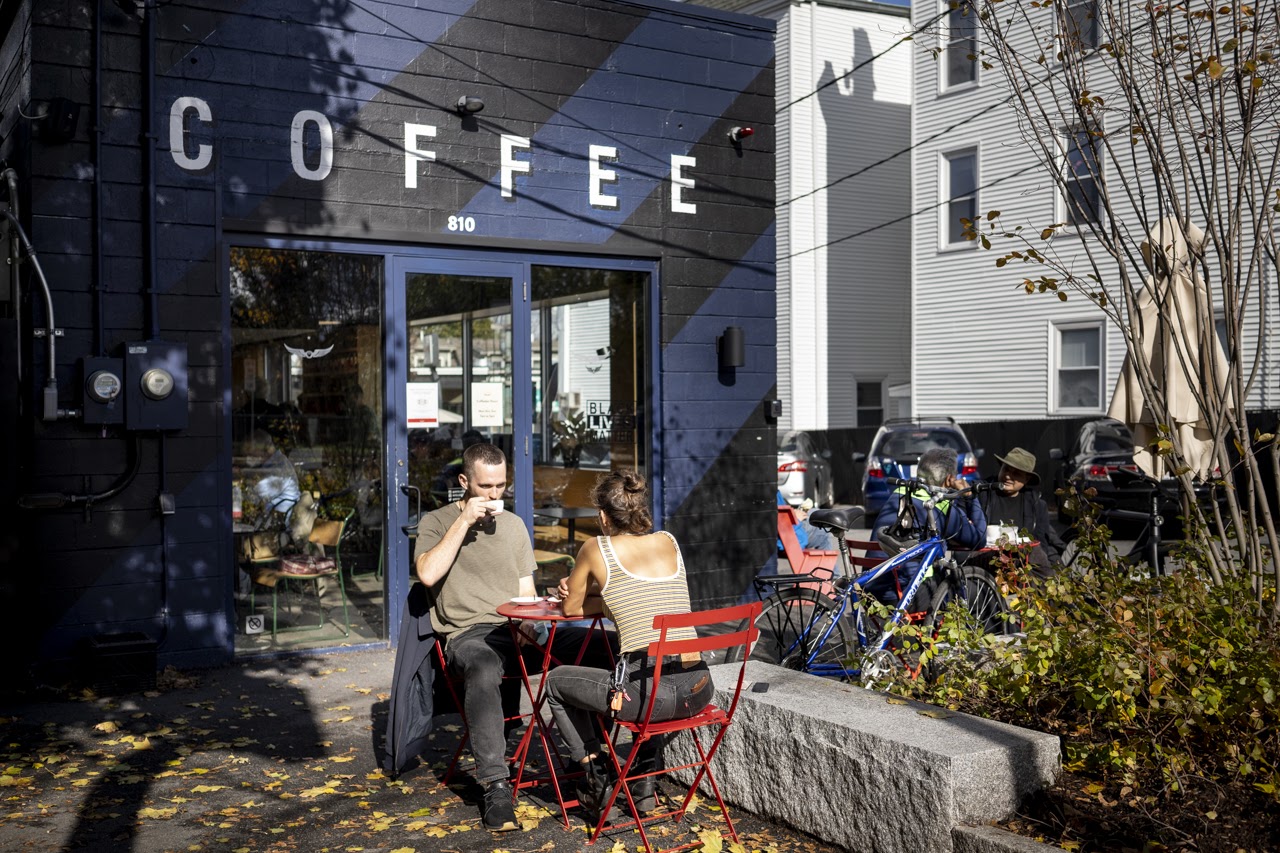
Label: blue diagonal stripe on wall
xmin=661 ymin=225 xmax=775 ymax=516
xmin=456 ymin=13 xmax=770 ymax=241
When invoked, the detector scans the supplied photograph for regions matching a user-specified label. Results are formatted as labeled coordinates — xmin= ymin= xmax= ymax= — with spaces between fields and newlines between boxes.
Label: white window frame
xmin=1057 ymin=126 xmax=1103 ymax=230
xmin=940 ymin=0 xmax=979 ymax=93
xmin=1051 ymin=321 xmax=1105 ymax=414
xmin=939 ymin=147 xmax=979 ymax=250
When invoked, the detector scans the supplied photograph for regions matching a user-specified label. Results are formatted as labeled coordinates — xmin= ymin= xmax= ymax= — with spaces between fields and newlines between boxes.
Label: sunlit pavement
xmin=0 ymin=648 xmax=841 ymax=852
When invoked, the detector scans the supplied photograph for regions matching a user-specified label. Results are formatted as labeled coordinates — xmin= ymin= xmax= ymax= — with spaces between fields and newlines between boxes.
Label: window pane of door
xmin=405 ymin=274 xmax=513 ymax=513
xmin=530 ymin=266 xmax=648 ymax=555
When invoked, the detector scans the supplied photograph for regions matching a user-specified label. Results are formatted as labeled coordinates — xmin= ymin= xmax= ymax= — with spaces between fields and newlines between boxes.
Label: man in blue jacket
xmin=869 ymin=447 xmax=986 ymax=595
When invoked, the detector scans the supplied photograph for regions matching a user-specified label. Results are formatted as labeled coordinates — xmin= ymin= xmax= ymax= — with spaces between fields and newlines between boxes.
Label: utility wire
xmin=785 ymin=158 xmax=1044 ymax=259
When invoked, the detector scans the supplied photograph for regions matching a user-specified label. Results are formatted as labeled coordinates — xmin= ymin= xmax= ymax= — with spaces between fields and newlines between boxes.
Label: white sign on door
xmin=471 ymin=382 xmax=504 ymax=427
xmin=406 ymin=382 xmax=440 ymax=428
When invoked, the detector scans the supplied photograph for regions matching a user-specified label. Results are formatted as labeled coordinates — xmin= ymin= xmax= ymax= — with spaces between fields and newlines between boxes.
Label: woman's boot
xmin=576 ymin=755 xmax=619 ymax=823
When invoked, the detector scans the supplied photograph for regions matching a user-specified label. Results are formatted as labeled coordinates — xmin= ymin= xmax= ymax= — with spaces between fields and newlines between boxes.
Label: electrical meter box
xmin=124 ymin=341 xmax=188 ymax=431
xmin=81 ymin=356 xmax=125 ymax=425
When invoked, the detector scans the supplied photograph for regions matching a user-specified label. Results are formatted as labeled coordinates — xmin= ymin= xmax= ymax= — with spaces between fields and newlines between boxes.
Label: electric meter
xmin=86 ymin=369 xmax=122 ymax=403
xmin=140 ymin=367 xmax=176 ymax=400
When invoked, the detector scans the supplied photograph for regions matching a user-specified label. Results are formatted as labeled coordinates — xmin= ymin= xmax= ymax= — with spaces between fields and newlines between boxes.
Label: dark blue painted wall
xmin=3 ymin=0 xmax=775 ymax=679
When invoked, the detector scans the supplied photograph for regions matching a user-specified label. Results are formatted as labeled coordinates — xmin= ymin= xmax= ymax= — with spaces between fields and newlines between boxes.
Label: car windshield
xmin=778 ymin=432 xmax=800 ymax=453
xmin=877 ymin=429 xmax=966 ymax=459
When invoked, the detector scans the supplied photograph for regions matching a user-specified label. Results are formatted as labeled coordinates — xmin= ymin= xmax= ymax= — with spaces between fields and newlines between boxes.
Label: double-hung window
xmin=943 ymin=0 xmax=978 ymax=89
xmin=942 ymin=149 xmax=978 ymax=247
xmin=1061 ymin=0 xmax=1100 ymax=51
xmin=1061 ymin=128 xmax=1102 ymax=227
xmin=1055 ymin=323 xmax=1104 ymax=412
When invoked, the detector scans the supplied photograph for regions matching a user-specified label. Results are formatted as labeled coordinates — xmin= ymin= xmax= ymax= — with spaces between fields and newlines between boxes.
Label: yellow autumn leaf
xmin=697 ymin=828 xmax=724 ymax=853
xmin=390 ymin=848 xmax=416 ymax=853
xmin=331 ymin=756 xmax=355 ymax=763
xmin=138 ymin=807 xmax=178 ymax=819
xmin=94 ymin=721 xmax=120 ymax=734
xmin=191 ymin=785 xmax=227 ymax=793
xmin=424 ymin=826 xmax=449 ymax=838
xmin=404 ymin=820 xmax=429 ymax=831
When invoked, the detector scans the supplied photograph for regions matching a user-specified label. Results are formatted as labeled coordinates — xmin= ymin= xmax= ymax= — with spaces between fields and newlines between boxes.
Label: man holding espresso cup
xmin=413 ymin=443 xmax=611 ymax=831
xmin=977 ymin=447 xmax=1066 ymax=579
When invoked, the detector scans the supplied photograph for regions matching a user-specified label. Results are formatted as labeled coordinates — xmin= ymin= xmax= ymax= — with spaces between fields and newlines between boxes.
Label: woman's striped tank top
xmin=598 ymin=531 xmax=698 ymax=655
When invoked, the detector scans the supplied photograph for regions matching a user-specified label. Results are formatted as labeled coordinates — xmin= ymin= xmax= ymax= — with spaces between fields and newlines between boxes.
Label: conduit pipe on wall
xmin=0 ymin=196 xmax=66 ymax=421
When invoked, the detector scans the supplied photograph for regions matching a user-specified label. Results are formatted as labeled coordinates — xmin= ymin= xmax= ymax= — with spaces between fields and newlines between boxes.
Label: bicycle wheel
xmin=923 ymin=566 xmax=1013 ymax=637
xmin=727 ymin=589 xmax=850 ymax=672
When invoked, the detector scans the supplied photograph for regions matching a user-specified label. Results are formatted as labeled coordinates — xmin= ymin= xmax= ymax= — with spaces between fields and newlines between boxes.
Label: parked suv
xmin=777 ymin=430 xmax=835 ymax=508
xmin=853 ymin=419 xmax=982 ymax=516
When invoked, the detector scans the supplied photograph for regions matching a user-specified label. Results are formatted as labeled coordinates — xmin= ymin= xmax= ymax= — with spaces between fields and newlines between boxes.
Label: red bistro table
xmin=496 ymin=598 xmax=612 ymax=828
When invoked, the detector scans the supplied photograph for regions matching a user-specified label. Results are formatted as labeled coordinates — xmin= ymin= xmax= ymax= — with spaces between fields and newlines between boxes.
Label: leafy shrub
xmin=880 ymin=528 xmax=1280 ymax=800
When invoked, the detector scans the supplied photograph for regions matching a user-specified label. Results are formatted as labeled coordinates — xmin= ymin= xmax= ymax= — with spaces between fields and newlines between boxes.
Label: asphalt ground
xmin=0 ymin=648 xmax=841 ymax=853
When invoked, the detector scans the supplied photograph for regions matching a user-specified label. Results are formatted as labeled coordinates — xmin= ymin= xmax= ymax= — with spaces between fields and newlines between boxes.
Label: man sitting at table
xmin=414 ymin=442 xmax=608 ymax=832
xmin=978 ymin=446 xmax=1066 ymax=580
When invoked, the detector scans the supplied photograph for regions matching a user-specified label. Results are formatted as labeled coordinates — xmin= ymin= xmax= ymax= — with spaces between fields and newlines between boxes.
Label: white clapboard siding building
xmin=911 ymin=0 xmax=1279 ymax=421
xmin=686 ymin=0 xmax=915 ymax=429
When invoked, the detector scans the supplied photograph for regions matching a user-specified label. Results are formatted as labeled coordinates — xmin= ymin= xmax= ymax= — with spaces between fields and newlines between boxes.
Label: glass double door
xmin=385 ymin=256 xmax=651 ymax=637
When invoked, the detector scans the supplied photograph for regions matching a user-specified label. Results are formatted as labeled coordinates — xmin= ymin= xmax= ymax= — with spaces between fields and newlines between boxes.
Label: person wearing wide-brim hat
xmin=978 ymin=446 xmax=1066 ymax=578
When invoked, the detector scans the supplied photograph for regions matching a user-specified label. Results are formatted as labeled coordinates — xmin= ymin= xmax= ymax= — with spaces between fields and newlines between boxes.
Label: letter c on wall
xmin=290 ymin=110 xmax=334 ymax=181
xmin=170 ymin=96 xmax=213 ymax=171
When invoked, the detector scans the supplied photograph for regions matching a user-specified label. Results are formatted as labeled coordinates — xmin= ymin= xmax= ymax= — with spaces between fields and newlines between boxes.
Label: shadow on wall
xmin=817 ymin=27 xmax=911 ymax=428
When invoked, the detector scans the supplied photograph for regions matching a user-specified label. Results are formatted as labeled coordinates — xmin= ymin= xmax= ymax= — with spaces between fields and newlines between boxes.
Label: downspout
xmin=6 ymin=167 xmax=21 ymax=413
xmin=92 ymin=0 xmax=104 ymax=356
xmin=143 ymin=4 xmax=171 ymax=644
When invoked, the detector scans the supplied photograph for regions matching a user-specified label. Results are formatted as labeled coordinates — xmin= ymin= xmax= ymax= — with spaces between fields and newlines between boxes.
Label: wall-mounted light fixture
xmin=455 ymin=96 xmax=485 ymax=115
xmin=717 ymin=325 xmax=745 ymax=370
xmin=727 ymin=126 xmax=754 ymax=143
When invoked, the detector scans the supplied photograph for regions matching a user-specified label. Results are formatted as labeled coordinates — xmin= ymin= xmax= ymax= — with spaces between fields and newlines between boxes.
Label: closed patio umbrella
xmin=1107 ymin=216 xmax=1229 ymax=479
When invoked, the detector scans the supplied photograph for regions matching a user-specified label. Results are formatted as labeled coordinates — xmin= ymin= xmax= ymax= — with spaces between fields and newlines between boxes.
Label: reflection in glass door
xmin=530 ymin=266 xmax=649 ymax=556
xmin=404 ymin=272 xmax=515 ymax=514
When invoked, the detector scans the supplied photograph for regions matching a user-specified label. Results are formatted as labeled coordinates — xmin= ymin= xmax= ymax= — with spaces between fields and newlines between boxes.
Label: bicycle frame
xmin=753 ymin=534 xmax=950 ymax=680
xmin=753 ymin=476 xmax=978 ymax=681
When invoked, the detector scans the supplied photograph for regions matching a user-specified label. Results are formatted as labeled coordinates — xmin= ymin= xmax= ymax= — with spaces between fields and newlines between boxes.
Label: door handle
xmin=401 ymin=483 xmax=421 ymax=537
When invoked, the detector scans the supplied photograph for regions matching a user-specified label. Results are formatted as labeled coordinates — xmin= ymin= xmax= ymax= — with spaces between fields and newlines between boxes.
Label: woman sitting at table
xmin=544 ymin=468 xmax=712 ymax=823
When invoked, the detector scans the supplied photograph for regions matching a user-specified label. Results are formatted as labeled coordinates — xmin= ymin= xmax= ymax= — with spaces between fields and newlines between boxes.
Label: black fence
xmin=815 ymin=412 xmax=1280 ymax=511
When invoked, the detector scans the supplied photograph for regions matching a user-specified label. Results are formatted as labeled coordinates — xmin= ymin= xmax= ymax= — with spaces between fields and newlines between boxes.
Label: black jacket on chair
xmin=382 ymin=582 xmax=441 ymax=777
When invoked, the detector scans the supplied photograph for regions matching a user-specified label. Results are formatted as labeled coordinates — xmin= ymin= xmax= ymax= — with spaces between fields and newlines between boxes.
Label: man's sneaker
xmin=481 ymin=780 xmax=518 ymax=831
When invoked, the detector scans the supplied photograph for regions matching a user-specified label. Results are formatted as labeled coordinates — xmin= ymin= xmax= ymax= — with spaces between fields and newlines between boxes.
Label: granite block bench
xmin=664 ymin=661 xmax=1061 ymax=853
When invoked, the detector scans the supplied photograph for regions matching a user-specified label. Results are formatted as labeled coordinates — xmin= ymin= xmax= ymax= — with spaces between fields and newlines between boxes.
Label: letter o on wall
xmin=290 ymin=110 xmax=334 ymax=181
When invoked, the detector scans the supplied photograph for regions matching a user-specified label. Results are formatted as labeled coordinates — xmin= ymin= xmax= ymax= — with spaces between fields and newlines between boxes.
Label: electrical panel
xmin=82 ymin=356 xmax=125 ymax=425
xmin=124 ymin=341 xmax=188 ymax=431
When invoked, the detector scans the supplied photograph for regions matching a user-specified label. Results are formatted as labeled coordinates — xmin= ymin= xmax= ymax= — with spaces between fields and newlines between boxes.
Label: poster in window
xmin=471 ymin=382 xmax=503 ymax=427
xmin=406 ymin=382 xmax=439 ymax=428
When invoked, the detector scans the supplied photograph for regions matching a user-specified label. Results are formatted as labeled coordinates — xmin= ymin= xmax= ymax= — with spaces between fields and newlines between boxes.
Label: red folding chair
xmin=588 ymin=601 xmax=762 ymax=853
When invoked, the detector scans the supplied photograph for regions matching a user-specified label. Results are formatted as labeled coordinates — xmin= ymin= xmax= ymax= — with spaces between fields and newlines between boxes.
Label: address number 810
xmin=447 ymin=215 xmax=476 ymax=233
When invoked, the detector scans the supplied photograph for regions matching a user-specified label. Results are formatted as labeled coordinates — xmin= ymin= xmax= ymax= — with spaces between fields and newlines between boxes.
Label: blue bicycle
xmin=730 ymin=478 xmax=1012 ymax=684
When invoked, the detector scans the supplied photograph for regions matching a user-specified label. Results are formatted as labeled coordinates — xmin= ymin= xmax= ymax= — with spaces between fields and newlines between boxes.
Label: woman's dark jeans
xmin=544 ymin=658 xmax=713 ymax=764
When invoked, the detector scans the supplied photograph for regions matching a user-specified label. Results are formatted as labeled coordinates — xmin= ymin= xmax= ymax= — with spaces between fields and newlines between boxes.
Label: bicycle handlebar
xmin=885 ymin=476 xmax=986 ymax=502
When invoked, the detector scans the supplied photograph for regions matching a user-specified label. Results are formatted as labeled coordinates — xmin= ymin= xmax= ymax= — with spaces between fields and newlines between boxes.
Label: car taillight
xmin=778 ymin=461 xmax=808 ymax=474
xmin=960 ymin=452 xmax=978 ymax=476
xmin=1084 ymin=464 xmax=1119 ymax=481
xmin=867 ymin=458 xmax=885 ymax=479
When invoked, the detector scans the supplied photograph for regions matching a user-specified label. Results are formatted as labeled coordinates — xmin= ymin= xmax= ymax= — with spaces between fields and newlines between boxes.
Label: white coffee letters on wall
xmin=290 ymin=110 xmax=334 ymax=181
xmin=170 ymin=96 xmax=213 ymax=171
xmin=168 ymin=98 xmax=702 ymax=215
xmin=500 ymin=135 xmax=531 ymax=199
xmin=589 ymin=145 xmax=619 ymax=209
xmin=670 ymin=155 xmax=697 ymax=215
xmin=404 ymin=123 xmax=438 ymax=189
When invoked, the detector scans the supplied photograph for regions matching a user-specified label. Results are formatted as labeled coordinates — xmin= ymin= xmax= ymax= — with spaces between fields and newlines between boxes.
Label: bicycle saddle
xmin=807 ymin=506 xmax=865 ymax=533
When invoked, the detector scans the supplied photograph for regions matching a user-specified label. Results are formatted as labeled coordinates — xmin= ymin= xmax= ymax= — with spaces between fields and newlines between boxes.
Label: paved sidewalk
xmin=0 ymin=648 xmax=840 ymax=852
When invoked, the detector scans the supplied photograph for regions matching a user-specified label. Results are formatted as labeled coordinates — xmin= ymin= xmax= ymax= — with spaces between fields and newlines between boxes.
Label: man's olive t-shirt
xmin=413 ymin=502 xmax=534 ymax=635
